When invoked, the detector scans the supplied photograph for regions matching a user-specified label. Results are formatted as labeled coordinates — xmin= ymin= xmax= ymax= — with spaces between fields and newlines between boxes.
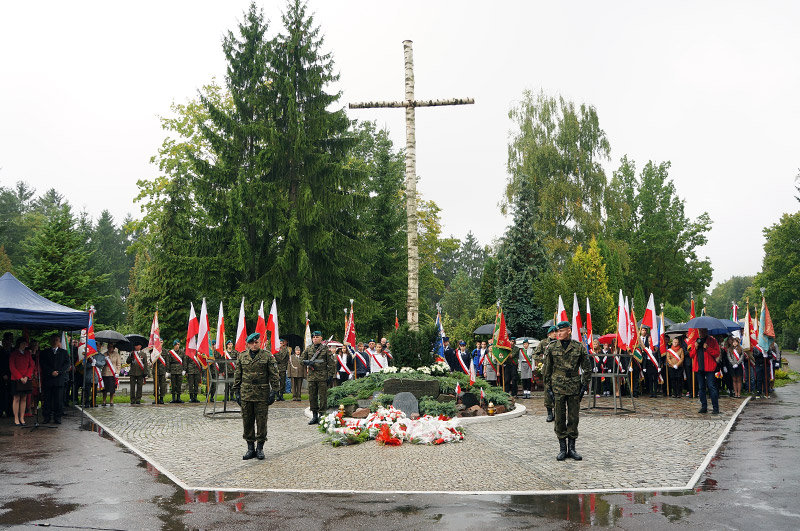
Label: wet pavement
xmin=1 ymin=354 xmax=798 ymax=529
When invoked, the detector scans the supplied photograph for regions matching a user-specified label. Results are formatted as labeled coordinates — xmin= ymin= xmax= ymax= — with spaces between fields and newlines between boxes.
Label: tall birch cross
xmin=349 ymin=40 xmax=474 ymax=332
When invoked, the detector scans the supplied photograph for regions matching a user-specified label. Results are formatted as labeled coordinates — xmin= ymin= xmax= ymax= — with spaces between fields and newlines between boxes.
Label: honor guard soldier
xmin=126 ymin=344 xmax=149 ymax=405
xmin=233 ymin=333 xmax=280 ymax=460
xmin=223 ymin=340 xmax=238 ymax=402
xmin=185 ymin=345 xmax=203 ymax=403
xmin=543 ymin=321 xmax=591 ymax=461
xmin=274 ymin=338 xmax=290 ymax=401
xmin=301 ymin=331 xmax=336 ymax=425
xmin=535 ymin=326 xmax=557 ymax=421
xmin=152 ymin=347 xmax=167 ymax=404
xmin=167 ymin=340 xmax=185 ymax=403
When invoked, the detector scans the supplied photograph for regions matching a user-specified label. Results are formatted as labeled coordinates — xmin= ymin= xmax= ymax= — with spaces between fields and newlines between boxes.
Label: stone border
xmin=79 ymin=398 xmax=748 ymax=496
xmin=303 ymin=404 xmax=526 ymax=424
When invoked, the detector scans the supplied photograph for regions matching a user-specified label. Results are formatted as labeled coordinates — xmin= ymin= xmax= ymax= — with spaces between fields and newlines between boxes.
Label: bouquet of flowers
xmin=380 ymin=366 xmax=399 ymax=374
xmin=429 ymin=361 xmax=451 ymax=376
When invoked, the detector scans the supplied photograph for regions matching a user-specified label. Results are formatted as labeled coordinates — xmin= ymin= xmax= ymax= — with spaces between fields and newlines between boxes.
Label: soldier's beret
xmin=173 ymin=339 xmax=180 ymax=346
xmin=246 ymin=332 xmax=260 ymax=342
xmin=510 ymin=337 xmax=516 ymax=341
xmin=557 ymin=321 xmax=571 ymax=329
xmin=226 ymin=340 xmax=233 ymax=346
xmin=522 ymin=339 xmax=529 ymax=344
xmin=547 ymin=325 xmax=557 ymax=334
xmin=280 ymin=337 xmax=287 ymax=343
xmin=312 ymin=331 xmax=322 ymax=337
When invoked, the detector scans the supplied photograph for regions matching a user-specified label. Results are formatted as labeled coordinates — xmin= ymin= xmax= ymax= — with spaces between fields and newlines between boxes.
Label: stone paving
xmin=82 ymin=394 xmax=746 ymax=493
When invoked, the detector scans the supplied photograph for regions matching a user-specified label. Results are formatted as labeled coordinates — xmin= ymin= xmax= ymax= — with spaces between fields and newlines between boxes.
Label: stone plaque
xmin=461 ymin=392 xmax=479 ymax=409
xmin=392 ymin=391 xmax=419 ymax=416
xmin=383 ymin=378 xmax=440 ymax=400
xmin=437 ymin=393 xmax=456 ymax=403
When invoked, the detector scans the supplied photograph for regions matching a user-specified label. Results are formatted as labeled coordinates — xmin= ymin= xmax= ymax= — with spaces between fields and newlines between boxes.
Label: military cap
xmin=369 ymin=339 xmax=376 ymax=343
xmin=173 ymin=339 xmax=180 ymax=346
xmin=556 ymin=321 xmax=571 ymax=330
xmin=312 ymin=331 xmax=322 ymax=337
xmin=547 ymin=325 xmax=557 ymax=334
xmin=246 ymin=332 xmax=260 ymax=343
xmin=226 ymin=339 xmax=233 ymax=346
xmin=458 ymin=340 xmax=466 ymax=346
xmin=280 ymin=337 xmax=287 ymax=343
xmin=522 ymin=339 xmax=530 ymax=345
xmin=442 ymin=336 xmax=450 ymax=342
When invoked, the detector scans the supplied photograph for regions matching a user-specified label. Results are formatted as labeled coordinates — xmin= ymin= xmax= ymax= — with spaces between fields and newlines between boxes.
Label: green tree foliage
xmin=496 ymin=178 xmax=549 ymax=337
xmin=418 ymin=199 xmax=457 ymax=323
xmin=458 ymin=232 xmax=487 ymax=288
xmin=633 ymin=284 xmax=646 ymax=318
xmin=596 ymin=238 xmax=627 ymax=298
xmin=440 ymin=271 xmax=479 ymax=325
xmin=387 ymin=322 xmax=436 ymax=368
xmin=562 ymin=238 xmax=615 ymax=334
xmin=755 ymin=212 xmax=800 ymax=346
xmin=479 ymin=254 xmax=498 ymax=307
xmin=506 ymin=90 xmax=610 ymax=265
xmin=0 ymin=245 xmax=13 ymax=276
xmin=18 ymin=205 xmax=102 ymax=310
xmin=444 ymin=305 xmax=501 ymax=350
xmin=88 ymin=210 xmax=134 ymax=325
xmin=604 ymin=158 xmax=713 ymax=304
xmin=706 ymin=275 xmax=754 ymax=319
xmin=663 ymin=302 xmax=689 ymax=324
xmin=0 ymin=180 xmax=37 ymax=266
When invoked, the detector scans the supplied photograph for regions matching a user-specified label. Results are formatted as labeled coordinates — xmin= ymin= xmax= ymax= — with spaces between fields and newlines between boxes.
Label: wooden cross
xmin=349 ymin=40 xmax=474 ymax=331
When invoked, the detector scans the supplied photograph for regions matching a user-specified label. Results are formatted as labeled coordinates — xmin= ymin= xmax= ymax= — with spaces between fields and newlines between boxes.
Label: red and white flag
xmin=235 ymin=298 xmax=247 ymax=352
xmin=455 ymin=382 xmax=461 ymax=395
xmin=616 ymin=290 xmax=628 ymax=349
xmin=626 ymin=297 xmax=637 ymax=352
xmin=643 ymin=293 xmax=658 ymax=347
xmin=480 ymin=387 xmax=485 ymax=402
xmin=148 ymin=311 xmax=162 ymax=356
xmin=267 ymin=299 xmax=280 ymax=355
xmin=345 ymin=302 xmax=356 ymax=347
xmin=469 ymin=357 xmax=476 ymax=386
xmin=186 ymin=303 xmax=199 ymax=358
xmin=687 ymin=298 xmax=698 ymax=356
xmin=256 ymin=301 xmax=267 ymax=350
xmin=571 ymin=293 xmax=582 ymax=342
xmin=394 ymin=310 xmax=399 ymax=330
xmin=197 ymin=299 xmax=210 ymax=358
xmin=585 ymin=298 xmax=593 ymax=350
xmin=215 ymin=302 xmax=226 ymax=356
xmin=557 ymin=295 xmax=568 ymax=323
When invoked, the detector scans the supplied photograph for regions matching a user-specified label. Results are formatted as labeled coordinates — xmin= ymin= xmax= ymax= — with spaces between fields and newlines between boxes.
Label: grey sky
xmin=1 ymin=1 xmax=798 ymax=289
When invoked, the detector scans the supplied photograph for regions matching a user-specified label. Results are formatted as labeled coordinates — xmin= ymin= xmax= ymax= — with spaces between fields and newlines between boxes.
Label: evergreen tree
xmin=458 ymin=232 xmax=487 ymax=288
xmin=441 ymin=270 xmax=480 ymax=324
xmin=18 ymin=204 xmax=101 ymax=310
xmin=88 ymin=210 xmax=130 ymax=325
xmin=479 ymin=255 xmax=498 ymax=307
xmin=562 ymin=238 xmax=615 ymax=334
xmin=0 ymin=245 xmax=13 ymax=276
xmin=496 ymin=179 xmax=549 ymax=337
xmin=633 ymin=284 xmax=646 ymax=318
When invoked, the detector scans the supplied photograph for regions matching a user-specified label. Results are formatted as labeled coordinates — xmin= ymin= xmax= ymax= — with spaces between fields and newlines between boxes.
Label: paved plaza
xmin=81 ymin=393 xmax=747 ymax=494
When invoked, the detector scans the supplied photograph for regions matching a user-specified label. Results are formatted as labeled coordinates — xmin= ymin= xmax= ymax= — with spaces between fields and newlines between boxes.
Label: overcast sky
xmin=1 ymin=1 xmax=798 ymax=289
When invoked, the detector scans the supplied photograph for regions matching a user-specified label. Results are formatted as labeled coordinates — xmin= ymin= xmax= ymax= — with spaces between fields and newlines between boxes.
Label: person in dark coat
xmin=442 ymin=338 xmax=457 ymax=372
xmin=40 ymin=334 xmax=71 ymax=424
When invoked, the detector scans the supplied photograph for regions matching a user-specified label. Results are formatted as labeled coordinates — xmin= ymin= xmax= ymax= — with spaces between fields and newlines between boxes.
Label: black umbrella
xmin=473 ymin=324 xmax=495 ymax=335
xmin=666 ymin=322 xmax=688 ymax=336
xmin=638 ymin=316 xmax=675 ymax=327
xmin=686 ymin=316 xmax=728 ymax=332
xmin=719 ymin=319 xmax=744 ymax=331
xmin=125 ymin=334 xmax=149 ymax=349
xmin=542 ymin=319 xmax=555 ymax=328
xmin=95 ymin=329 xmax=128 ymax=343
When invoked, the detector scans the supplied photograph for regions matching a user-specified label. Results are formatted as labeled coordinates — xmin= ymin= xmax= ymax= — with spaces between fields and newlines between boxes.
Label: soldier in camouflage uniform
xmin=273 ymin=338 xmax=290 ymax=401
xmin=301 ymin=331 xmax=336 ymax=425
xmin=151 ymin=348 xmax=167 ymax=404
xmin=185 ymin=345 xmax=203 ymax=403
xmin=222 ymin=340 xmax=239 ymax=403
xmin=543 ymin=321 xmax=591 ymax=461
xmin=233 ymin=333 xmax=280 ymax=460
xmin=167 ymin=340 xmax=185 ymax=403
xmin=535 ymin=326 xmax=558 ymax=421
xmin=125 ymin=344 xmax=149 ymax=405
xmin=206 ymin=341 xmax=219 ymax=402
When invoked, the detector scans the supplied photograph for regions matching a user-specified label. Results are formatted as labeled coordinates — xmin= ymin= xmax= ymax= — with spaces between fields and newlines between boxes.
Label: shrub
xmin=419 ymin=397 xmax=457 ymax=418
xmin=339 ymin=396 xmax=358 ymax=406
xmin=389 ymin=322 xmax=437 ymax=369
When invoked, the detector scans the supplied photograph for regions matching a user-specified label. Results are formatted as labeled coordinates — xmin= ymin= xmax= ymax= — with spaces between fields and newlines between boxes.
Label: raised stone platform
xmin=81 ymin=395 xmax=748 ymax=494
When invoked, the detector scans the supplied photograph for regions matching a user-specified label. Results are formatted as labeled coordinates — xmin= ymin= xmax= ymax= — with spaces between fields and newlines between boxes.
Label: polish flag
xmin=148 ymin=311 xmax=162 ymax=356
xmin=571 ymin=293 xmax=582 ymax=342
xmin=266 ymin=299 xmax=280 ymax=354
xmin=480 ymin=387 xmax=485 ymax=402
xmin=186 ymin=303 xmax=199 ymax=358
xmin=304 ymin=314 xmax=312 ymax=348
xmin=255 ymin=301 xmax=267 ymax=350
xmin=235 ymin=298 xmax=247 ymax=352
xmin=557 ymin=295 xmax=568 ymax=323
xmin=627 ymin=297 xmax=637 ymax=352
xmin=585 ymin=298 xmax=593 ymax=350
xmin=643 ymin=293 xmax=658 ymax=347
xmin=687 ymin=299 xmax=698 ymax=356
xmin=616 ymin=291 xmax=628 ymax=349
xmin=345 ymin=303 xmax=356 ymax=347
xmin=469 ymin=357 xmax=476 ymax=386
xmin=215 ymin=302 xmax=226 ymax=356
xmin=197 ymin=299 xmax=210 ymax=357
xmin=455 ymin=382 xmax=461 ymax=395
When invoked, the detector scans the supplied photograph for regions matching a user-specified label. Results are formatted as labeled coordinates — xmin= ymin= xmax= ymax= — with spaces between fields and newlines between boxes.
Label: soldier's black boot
xmin=557 ymin=438 xmax=568 ymax=461
xmin=546 ymin=407 xmax=554 ymax=422
xmin=256 ymin=441 xmax=265 ymax=460
xmin=567 ymin=438 xmax=582 ymax=461
xmin=176 ymin=394 xmax=184 ymax=404
xmin=243 ymin=442 xmax=256 ymax=460
xmin=308 ymin=412 xmax=319 ymax=425
xmin=170 ymin=393 xmax=177 ymax=404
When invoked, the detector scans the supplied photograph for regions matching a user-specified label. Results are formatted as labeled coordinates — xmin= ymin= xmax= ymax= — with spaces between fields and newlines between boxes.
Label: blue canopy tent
xmin=0 ymin=272 xmax=90 ymax=330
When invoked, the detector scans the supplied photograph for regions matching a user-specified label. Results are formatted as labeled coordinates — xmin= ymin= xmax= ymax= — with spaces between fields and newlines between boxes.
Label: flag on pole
xmin=215 ymin=302 xmax=225 ymax=356
xmin=148 ymin=311 xmax=162 ymax=356
xmin=643 ymin=293 xmax=658 ymax=347
xmin=85 ymin=307 xmax=98 ymax=356
xmin=480 ymin=387 xmax=485 ymax=402
xmin=658 ymin=313 xmax=667 ymax=355
xmin=557 ymin=295 xmax=568 ymax=323
xmin=255 ymin=301 xmax=267 ymax=350
xmin=304 ymin=313 xmax=312 ymax=348
xmin=235 ymin=298 xmax=247 ymax=352
xmin=196 ymin=299 xmax=210 ymax=368
xmin=469 ymin=357 xmax=476 ymax=386
xmin=186 ymin=302 xmax=199 ymax=359
xmin=741 ymin=305 xmax=752 ymax=351
xmin=455 ymin=382 xmax=461 ymax=395
xmin=394 ymin=310 xmax=399 ymax=331
xmin=434 ymin=309 xmax=446 ymax=363
xmin=731 ymin=302 xmax=741 ymax=339
xmin=345 ymin=302 xmax=356 ymax=347
xmin=687 ymin=298 xmax=698 ymax=356
xmin=266 ymin=299 xmax=280 ymax=355
xmin=571 ymin=293 xmax=582 ymax=343
xmin=616 ymin=290 xmax=628 ymax=349
xmin=585 ymin=298 xmax=593 ymax=350
xmin=492 ymin=307 xmax=514 ymax=364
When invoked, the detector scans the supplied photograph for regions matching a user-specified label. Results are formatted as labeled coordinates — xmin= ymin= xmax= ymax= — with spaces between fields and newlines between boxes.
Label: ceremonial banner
xmin=492 ymin=308 xmax=513 ymax=364
xmin=186 ymin=303 xmax=199 ymax=358
xmin=557 ymin=295 xmax=568 ymax=323
xmin=256 ymin=301 xmax=267 ymax=351
xmin=616 ymin=290 xmax=628 ymax=349
xmin=148 ymin=311 xmax=162 ymax=356
xmin=215 ymin=302 xmax=225 ymax=356
xmin=571 ymin=293 xmax=582 ymax=343
xmin=267 ymin=299 xmax=280 ymax=355
xmin=235 ymin=298 xmax=247 ymax=352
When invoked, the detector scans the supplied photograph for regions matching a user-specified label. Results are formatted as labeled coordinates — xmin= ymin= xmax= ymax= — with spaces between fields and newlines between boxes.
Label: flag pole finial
xmin=760 ymin=287 xmax=766 ymax=296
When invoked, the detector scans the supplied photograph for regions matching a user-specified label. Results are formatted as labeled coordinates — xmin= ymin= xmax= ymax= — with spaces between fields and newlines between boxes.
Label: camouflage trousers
xmin=308 ymin=380 xmax=328 ymax=414
xmin=153 ymin=366 xmax=167 ymax=398
xmin=553 ymin=394 xmax=581 ymax=440
xmin=186 ymin=373 xmax=201 ymax=395
xmin=544 ymin=387 xmax=554 ymax=408
xmin=241 ymin=400 xmax=270 ymax=443
xmin=129 ymin=376 xmax=145 ymax=402
xmin=170 ymin=373 xmax=183 ymax=395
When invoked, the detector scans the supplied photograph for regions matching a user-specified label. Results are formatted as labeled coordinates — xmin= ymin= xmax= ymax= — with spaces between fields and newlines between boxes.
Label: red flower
xmin=376 ymin=424 xmax=402 ymax=446
xmin=438 ymin=415 xmax=450 ymax=421
xmin=434 ymin=438 xmax=445 ymax=445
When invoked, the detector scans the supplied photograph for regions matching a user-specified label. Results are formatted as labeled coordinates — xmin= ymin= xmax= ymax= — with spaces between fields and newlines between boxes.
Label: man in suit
xmin=40 ymin=334 xmax=71 ymax=424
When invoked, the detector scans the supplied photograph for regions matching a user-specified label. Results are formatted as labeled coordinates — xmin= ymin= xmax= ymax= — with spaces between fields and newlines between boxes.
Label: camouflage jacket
xmin=533 ymin=337 xmax=552 ymax=360
xmin=167 ymin=348 xmax=185 ymax=373
xmin=301 ymin=343 xmax=336 ymax=382
xmin=274 ymin=346 xmax=291 ymax=372
xmin=233 ymin=348 xmax=280 ymax=402
xmin=543 ymin=339 xmax=591 ymax=395
xmin=126 ymin=350 xmax=149 ymax=377
xmin=184 ymin=351 xmax=203 ymax=375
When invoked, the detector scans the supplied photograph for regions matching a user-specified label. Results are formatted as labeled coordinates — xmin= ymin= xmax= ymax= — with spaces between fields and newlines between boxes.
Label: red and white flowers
xmin=320 ymin=406 xmax=465 ymax=446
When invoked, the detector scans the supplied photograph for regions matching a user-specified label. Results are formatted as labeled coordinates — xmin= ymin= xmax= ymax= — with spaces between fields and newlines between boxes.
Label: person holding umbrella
xmin=689 ymin=327 xmax=721 ymax=414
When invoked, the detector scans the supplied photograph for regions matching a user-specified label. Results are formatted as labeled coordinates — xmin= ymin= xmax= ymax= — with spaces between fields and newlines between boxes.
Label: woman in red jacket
xmin=9 ymin=338 xmax=34 ymax=426
xmin=688 ymin=328 xmax=721 ymax=415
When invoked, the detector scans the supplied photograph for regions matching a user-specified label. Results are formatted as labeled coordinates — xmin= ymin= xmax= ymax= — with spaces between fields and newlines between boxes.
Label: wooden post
xmin=349 ymin=40 xmax=474 ymax=331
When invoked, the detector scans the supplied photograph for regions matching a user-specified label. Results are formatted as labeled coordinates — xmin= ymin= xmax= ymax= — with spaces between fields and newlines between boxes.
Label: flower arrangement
xmin=319 ymin=406 xmax=465 ymax=447
xmin=380 ymin=366 xmax=399 ymax=374
xmin=429 ymin=361 xmax=450 ymax=376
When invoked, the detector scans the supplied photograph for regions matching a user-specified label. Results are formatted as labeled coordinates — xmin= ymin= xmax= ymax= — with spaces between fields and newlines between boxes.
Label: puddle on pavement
xmin=79 ymin=420 xmax=116 ymax=442
xmin=0 ymin=497 xmax=80 ymax=526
